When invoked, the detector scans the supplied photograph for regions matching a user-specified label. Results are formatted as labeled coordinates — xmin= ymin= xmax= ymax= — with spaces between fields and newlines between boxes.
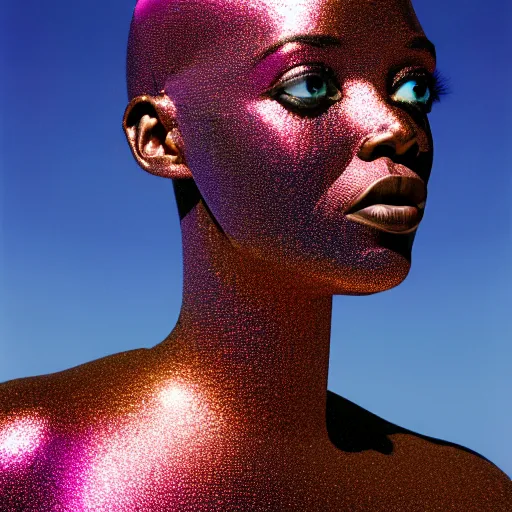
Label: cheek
xmin=179 ymin=97 xmax=361 ymax=243
xmin=177 ymin=96 xmax=413 ymax=293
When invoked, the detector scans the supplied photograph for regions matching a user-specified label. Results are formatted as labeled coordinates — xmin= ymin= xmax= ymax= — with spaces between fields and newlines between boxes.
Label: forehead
xmin=135 ymin=0 xmax=422 ymax=38
xmin=129 ymin=0 xmax=428 ymax=99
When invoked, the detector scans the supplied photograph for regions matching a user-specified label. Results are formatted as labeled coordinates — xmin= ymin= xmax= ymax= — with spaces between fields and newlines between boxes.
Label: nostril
xmin=358 ymin=140 xmax=396 ymax=162
xmin=369 ymin=143 xmax=396 ymax=161
xmin=357 ymin=132 xmax=397 ymax=161
xmin=357 ymin=130 xmax=420 ymax=163
xmin=394 ymin=141 xmax=421 ymax=169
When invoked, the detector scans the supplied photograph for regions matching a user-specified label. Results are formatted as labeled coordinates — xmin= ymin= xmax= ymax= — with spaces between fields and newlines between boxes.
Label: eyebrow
xmin=253 ymin=33 xmax=436 ymax=67
xmin=407 ymin=36 xmax=436 ymax=60
xmin=252 ymin=34 xmax=343 ymax=66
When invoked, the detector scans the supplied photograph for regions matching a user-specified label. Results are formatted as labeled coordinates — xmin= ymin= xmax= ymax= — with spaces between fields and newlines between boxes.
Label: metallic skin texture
xmin=1 ymin=0 xmax=511 ymax=510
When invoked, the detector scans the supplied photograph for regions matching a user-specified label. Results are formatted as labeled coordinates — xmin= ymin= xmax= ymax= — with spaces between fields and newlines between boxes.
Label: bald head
xmin=126 ymin=0 xmax=270 ymax=101
xmin=127 ymin=0 xmax=198 ymax=99
xmin=126 ymin=0 xmax=422 ymax=101
xmin=125 ymin=0 xmax=274 ymax=214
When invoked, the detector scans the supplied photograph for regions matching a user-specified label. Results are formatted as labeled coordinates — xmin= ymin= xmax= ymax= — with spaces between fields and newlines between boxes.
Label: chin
xmin=290 ymin=213 xmax=419 ymax=295
xmin=281 ymin=239 xmax=414 ymax=297
xmin=336 ymin=261 xmax=412 ymax=296
xmin=323 ymin=252 xmax=411 ymax=296
xmin=234 ymin=226 xmax=416 ymax=296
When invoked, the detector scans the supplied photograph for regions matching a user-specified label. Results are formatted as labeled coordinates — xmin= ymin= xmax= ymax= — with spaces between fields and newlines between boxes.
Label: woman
xmin=1 ymin=0 xmax=510 ymax=509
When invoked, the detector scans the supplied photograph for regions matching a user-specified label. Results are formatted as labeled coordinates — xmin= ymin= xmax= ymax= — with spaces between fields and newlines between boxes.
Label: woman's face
xmin=163 ymin=0 xmax=437 ymax=295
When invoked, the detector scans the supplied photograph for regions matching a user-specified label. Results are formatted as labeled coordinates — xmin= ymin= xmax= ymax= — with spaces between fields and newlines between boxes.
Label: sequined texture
xmin=1 ymin=0 xmax=511 ymax=510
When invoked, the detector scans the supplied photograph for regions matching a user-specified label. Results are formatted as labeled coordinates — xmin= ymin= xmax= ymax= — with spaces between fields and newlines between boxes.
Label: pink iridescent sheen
xmin=65 ymin=382 xmax=226 ymax=510
xmin=0 ymin=416 xmax=47 ymax=468
xmin=127 ymin=0 xmax=435 ymax=296
xmin=1 ymin=0 xmax=511 ymax=510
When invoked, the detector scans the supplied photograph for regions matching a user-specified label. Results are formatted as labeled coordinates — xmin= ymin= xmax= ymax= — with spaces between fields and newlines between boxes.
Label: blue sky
xmin=2 ymin=0 xmax=511 ymax=477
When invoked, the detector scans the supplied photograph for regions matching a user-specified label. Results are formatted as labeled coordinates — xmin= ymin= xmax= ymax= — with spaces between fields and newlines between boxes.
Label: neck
xmin=159 ymin=200 xmax=333 ymax=439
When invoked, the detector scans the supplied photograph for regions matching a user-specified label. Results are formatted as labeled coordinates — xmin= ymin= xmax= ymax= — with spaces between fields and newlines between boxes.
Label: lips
xmin=345 ymin=175 xmax=427 ymax=234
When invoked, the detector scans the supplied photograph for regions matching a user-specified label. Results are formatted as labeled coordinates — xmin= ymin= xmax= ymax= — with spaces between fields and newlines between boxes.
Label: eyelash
xmin=268 ymin=65 xmax=450 ymax=116
xmin=266 ymin=64 xmax=341 ymax=116
xmin=428 ymin=69 xmax=450 ymax=103
xmin=391 ymin=67 xmax=449 ymax=113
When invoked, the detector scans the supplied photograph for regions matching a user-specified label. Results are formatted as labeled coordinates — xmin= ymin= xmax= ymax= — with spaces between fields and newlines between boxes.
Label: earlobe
xmin=123 ymin=94 xmax=193 ymax=179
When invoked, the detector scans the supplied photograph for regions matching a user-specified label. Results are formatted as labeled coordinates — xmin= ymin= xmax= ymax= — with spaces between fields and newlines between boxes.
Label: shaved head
xmin=126 ymin=0 xmax=269 ymax=100
xmin=124 ymin=0 xmax=435 ymax=291
xmin=127 ymin=0 xmax=201 ymax=99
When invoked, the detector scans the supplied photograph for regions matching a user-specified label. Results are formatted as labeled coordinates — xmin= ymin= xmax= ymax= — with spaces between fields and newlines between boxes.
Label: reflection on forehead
xmin=134 ymin=0 xmax=325 ymax=35
xmin=134 ymin=0 xmax=420 ymax=25
xmin=261 ymin=0 xmax=326 ymax=35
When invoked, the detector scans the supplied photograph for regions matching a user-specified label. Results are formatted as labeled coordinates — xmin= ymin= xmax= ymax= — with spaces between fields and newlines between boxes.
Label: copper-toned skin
xmin=1 ymin=0 xmax=511 ymax=510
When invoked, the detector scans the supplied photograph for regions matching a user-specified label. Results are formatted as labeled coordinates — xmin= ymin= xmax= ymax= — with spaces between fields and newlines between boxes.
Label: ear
xmin=123 ymin=94 xmax=193 ymax=179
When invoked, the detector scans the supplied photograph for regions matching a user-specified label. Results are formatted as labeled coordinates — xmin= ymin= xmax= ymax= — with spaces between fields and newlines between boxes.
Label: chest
xmin=0 ymin=431 xmax=482 ymax=512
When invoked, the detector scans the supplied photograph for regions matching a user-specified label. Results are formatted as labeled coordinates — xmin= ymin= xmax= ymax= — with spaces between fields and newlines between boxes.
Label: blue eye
xmin=269 ymin=65 xmax=342 ymax=115
xmin=283 ymin=75 xmax=329 ymax=99
xmin=392 ymin=79 xmax=431 ymax=106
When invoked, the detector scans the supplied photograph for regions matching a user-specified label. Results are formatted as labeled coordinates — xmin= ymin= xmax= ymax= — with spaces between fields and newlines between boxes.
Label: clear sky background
xmin=2 ymin=0 xmax=511 ymax=477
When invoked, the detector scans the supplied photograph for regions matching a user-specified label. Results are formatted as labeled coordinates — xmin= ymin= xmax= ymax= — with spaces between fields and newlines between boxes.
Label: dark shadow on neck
xmin=172 ymin=179 xmax=202 ymax=220
xmin=172 ymin=179 xmax=226 ymax=236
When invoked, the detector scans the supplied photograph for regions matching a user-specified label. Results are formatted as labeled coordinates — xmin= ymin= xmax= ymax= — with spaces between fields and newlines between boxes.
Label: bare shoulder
xmin=326 ymin=391 xmax=512 ymax=510
xmin=0 ymin=348 xmax=157 ymax=507
xmin=0 ymin=347 xmax=153 ymax=425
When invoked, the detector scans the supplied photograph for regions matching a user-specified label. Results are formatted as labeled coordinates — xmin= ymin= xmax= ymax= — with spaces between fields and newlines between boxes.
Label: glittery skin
xmin=1 ymin=0 xmax=511 ymax=510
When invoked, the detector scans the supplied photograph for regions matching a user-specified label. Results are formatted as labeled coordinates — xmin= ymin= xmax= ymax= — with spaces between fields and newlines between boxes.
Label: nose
xmin=357 ymin=127 xmax=419 ymax=162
